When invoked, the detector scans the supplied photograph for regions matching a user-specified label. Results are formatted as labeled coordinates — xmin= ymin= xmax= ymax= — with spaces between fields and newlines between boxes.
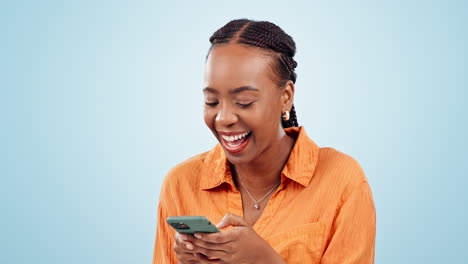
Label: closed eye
xmin=238 ymin=102 xmax=254 ymax=108
xmin=205 ymin=102 xmax=219 ymax=107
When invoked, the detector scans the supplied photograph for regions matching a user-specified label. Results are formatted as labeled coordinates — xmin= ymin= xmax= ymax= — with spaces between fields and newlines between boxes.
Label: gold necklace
xmin=234 ymin=166 xmax=281 ymax=210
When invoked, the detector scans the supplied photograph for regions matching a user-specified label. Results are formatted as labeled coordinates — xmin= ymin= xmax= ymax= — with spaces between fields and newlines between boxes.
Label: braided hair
xmin=208 ymin=19 xmax=299 ymax=128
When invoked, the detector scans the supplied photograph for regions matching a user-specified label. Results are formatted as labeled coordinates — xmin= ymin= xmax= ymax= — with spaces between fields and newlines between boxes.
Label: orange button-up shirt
xmin=153 ymin=126 xmax=376 ymax=263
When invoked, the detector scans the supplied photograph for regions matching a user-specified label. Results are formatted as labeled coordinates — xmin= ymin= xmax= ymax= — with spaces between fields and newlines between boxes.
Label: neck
xmin=233 ymin=127 xmax=295 ymax=192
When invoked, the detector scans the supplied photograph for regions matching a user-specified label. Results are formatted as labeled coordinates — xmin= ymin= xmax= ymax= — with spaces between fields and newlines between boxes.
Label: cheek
xmin=254 ymin=103 xmax=281 ymax=125
xmin=203 ymin=108 xmax=216 ymax=129
xmin=242 ymin=106 xmax=278 ymax=133
xmin=249 ymin=106 xmax=281 ymax=140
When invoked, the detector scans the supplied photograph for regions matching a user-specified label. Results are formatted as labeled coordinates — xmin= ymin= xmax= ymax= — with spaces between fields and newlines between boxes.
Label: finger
xmin=177 ymin=234 xmax=221 ymax=252
xmin=193 ymin=252 xmax=224 ymax=264
xmin=215 ymin=213 xmax=247 ymax=229
xmin=177 ymin=233 xmax=194 ymax=243
xmin=177 ymin=233 xmax=201 ymax=249
xmin=176 ymin=244 xmax=222 ymax=264
xmin=176 ymin=241 xmax=195 ymax=251
xmin=174 ymin=236 xmax=196 ymax=253
xmin=193 ymin=244 xmax=230 ymax=260
xmin=175 ymin=232 xmax=180 ymax=240
xmin=190 ymin=237 xmax=229 ymax=252
xmin=175 ymin=252 xmax=198 ymax=263
xmin=194 ymin=228 xmax=240 ymax=244
xmin=175 ymin=233 xmax=227 ymax=256
xmin=174 ymin=234 xmax=203 ymax=263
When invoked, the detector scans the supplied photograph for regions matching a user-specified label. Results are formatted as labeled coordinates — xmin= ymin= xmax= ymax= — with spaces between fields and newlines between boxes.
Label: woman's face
xmin=203 ymin=43 xmax=292 ymax=165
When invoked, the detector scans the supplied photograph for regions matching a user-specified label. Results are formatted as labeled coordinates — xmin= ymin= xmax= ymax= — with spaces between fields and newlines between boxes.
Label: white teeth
xmin=221 ymin=131 xmax=250 ymax=142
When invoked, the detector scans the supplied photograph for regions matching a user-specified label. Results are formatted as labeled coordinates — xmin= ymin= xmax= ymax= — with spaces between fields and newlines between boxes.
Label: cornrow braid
xmin=208 ymin=19 xmax=299 ymax=128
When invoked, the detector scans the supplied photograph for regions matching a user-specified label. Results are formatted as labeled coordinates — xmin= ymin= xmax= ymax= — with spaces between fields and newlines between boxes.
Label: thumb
xmin=216 ymin=213 xmax=247 ymax=229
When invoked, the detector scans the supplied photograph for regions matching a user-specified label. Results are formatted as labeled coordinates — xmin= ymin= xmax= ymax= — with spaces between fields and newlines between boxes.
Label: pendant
xmin=254 ymin=203 xmax=260 ymax=209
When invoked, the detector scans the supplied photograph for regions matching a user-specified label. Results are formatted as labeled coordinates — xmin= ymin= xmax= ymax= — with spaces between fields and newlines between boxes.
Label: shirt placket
xmin=227 ymin=184 xmax=243 ymax=217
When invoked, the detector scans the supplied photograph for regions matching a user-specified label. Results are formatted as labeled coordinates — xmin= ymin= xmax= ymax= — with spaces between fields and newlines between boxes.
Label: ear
xmin=281 ymin=80 xmax=295 ymax=112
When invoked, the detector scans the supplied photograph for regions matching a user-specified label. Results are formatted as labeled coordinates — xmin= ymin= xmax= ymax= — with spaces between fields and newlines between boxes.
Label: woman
xmin=153 ymin=19 xmax=376 ymax=264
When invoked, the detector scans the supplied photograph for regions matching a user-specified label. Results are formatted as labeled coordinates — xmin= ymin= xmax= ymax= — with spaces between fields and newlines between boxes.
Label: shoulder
xmin=157 ymin=150 xmax=212 ymax=218
xmin=316 ymin=147 xmax=368 ymax=189
xmin=161 ymin=151 xmax=210 ymax=190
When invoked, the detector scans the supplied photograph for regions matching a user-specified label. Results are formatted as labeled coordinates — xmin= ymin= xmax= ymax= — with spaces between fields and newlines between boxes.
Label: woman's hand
xmin=174 ymin=232 xmax=200 ymax=264
xmin=179 ymin=213 xmax=285 ymax=264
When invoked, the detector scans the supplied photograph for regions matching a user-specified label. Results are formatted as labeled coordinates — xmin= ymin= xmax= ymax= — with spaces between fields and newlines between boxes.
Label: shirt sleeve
xmin=321 ymin=181 xmax=376 ymax=264
xmin=152 ymin=192 xmax=177 ymax=263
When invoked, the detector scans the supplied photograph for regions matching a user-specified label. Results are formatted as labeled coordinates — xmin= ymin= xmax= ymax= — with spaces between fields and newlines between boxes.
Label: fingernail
xmin=180 ymin=234 xmax=187 ymax=241
xmin=194 ymin=233 xmax=202 ymax=239
xmin=186 ymin=243 xmax=194 ymax=250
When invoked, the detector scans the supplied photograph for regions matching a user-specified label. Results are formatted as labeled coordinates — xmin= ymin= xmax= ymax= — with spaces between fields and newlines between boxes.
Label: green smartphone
xmin=167 ymin=216 xmax=220 ymax=234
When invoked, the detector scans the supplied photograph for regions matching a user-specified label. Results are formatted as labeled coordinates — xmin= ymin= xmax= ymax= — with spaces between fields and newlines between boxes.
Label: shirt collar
xmin=200 ymin=126 xmax=319 ymax=190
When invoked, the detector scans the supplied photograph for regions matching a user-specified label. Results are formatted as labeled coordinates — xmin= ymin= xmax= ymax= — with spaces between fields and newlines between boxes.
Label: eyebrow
xmin=203 ymin=86 xmax=260 ymax=94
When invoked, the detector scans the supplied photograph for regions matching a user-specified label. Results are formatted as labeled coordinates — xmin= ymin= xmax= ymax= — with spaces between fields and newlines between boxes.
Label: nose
xmin=215 ymin=103 xmax=238 ymax=127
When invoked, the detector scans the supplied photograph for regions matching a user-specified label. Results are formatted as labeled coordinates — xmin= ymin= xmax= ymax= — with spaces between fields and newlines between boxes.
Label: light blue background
xmin=2 ymin=0 xmax=467 ymax=263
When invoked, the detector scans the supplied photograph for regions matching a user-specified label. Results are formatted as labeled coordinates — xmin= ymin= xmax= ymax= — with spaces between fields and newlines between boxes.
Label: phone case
xmin=167 ymin=216 xmax=220 ymax=234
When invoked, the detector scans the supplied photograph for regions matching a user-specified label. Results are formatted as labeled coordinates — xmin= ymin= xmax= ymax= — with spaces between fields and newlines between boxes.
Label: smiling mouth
xmin=219 ymin=131 xmax=252 ymax=153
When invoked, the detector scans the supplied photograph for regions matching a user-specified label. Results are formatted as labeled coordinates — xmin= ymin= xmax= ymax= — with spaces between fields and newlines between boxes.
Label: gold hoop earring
xmin=282 ymin=111 xmax=290 ymax=121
